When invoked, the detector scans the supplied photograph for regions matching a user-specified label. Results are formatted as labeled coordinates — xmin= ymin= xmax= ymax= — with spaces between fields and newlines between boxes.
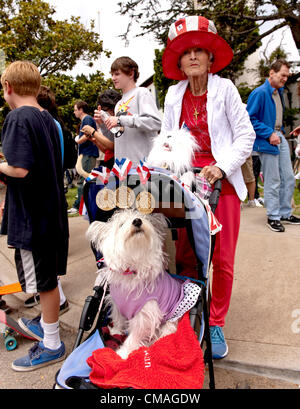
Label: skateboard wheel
xmin=5 ymin=335 xmax=17 ymax=351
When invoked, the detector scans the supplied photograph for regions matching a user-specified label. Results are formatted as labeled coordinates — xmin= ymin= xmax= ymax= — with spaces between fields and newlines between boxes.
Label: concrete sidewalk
xmin=0 ymin=215 xmax=97 ymax=334
xmin=1 ymin=206 xmax=300 ymax=383
xmin=220 ymin=206 xmax=300 ymax=383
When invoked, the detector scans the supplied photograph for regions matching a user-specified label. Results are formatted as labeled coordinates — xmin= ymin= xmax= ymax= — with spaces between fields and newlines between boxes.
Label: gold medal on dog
xmin=116 ymin=185 xmax=135 ymax=209
xmin=96 ymin=188 xmax=116 ymax=211
xmin=136 ymin=191 xmax=155 ymax=214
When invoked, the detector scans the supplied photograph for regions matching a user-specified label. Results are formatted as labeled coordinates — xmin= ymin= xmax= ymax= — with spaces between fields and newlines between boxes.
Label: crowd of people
xmin=0 ymin=14 xmax=299 ymax=375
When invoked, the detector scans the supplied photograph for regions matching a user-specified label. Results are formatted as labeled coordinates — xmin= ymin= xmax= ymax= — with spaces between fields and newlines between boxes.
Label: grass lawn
xmin=258 ymin=182 xmax=300 ymax=215
xmin=65 ymin=186 xmax=80 ymax=216
xmin=293 ymin=183 xmax=300 ymax=215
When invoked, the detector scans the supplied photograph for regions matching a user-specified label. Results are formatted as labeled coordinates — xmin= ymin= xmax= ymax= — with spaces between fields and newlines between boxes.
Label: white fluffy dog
xmin=147 ymin=129 xmax=198 ymax=188
xmin=86 ymin=209 xmax=188 ymax=359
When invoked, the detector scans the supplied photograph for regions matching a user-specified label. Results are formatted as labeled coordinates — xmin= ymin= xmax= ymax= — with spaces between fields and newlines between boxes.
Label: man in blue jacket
xmin=247 ymin=59 xmax=300 ymax=232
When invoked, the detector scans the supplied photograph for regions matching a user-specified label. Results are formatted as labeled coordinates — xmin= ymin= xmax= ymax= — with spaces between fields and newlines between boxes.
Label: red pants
xmin=176 ymin=185 xmax=241 ymax=327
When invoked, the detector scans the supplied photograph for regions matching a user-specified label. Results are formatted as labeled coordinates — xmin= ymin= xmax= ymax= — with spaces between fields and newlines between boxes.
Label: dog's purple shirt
xmin=110 ymin=273 xmax=185 ymax=322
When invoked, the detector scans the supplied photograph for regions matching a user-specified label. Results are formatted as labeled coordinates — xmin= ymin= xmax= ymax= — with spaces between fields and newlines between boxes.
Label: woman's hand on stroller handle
xmin=194 ymin=166 xmax=223 ymax=213
xmin=198 ymin=165 xmax=224 ymax=185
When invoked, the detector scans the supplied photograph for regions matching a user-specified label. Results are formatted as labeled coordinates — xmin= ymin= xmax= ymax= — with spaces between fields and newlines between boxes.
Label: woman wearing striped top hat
xmin=161 ymin=15 xmax=255 ymax=359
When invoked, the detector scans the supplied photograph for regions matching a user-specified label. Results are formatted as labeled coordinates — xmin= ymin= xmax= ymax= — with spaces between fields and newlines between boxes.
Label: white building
xmin=139 ymin=75 xmax=163 ymax=117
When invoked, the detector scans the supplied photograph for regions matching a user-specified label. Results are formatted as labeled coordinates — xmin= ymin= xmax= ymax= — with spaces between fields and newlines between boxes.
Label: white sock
xmin=57 ymin=278 xmax=66 ymax=306
xmin=41 ymin=316 xmax=61 ymax=350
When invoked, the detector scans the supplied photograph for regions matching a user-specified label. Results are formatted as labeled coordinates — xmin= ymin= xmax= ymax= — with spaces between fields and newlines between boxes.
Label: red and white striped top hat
xmin=162 ymin=16 xmax=233 ymax=80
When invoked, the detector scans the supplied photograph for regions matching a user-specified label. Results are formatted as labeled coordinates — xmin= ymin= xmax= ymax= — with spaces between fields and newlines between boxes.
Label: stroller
xmin=55 ymin=163 xmax=221 ymax=390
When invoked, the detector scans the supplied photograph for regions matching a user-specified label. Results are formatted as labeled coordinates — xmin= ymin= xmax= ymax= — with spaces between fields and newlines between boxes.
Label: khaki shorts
xmin=241 ymin=156 xmax=255 ymax=183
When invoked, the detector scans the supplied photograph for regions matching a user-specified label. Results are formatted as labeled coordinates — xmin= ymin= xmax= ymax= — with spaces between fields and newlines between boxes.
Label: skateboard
xmin=0 ymin=282 xmax=23 ymax=315
xmin=0 ymin=282 xmax=22 ymax=296
xmin=0 ymin=310 xmax=36 ymax=351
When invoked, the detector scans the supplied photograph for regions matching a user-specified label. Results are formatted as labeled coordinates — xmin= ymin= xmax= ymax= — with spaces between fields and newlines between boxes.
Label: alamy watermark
xmin=291 ymin=309 xmax=300 ymax=334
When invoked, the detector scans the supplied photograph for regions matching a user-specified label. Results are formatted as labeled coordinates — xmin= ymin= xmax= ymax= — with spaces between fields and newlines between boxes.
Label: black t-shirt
xmin=1 ymin=106 xmax=69 ymax=251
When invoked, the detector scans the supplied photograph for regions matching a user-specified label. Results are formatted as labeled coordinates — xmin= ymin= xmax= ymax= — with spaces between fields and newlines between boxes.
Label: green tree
xmin=257 ymin=46 xmax=288 ymax=84
xmin=43 ymin=73 xmax=114 ymax=133
xmin=0 ymin=0 xmax=109 ymax=75
xmin=153 ymin=48 xmax=177 ymax=108
xmin=0 ymin=72 xmax=115 ymax=134
xmin=118 ymin=0 xmax=300 ymax=58
xmin=0 ymin=0 xmax=113 ymax=132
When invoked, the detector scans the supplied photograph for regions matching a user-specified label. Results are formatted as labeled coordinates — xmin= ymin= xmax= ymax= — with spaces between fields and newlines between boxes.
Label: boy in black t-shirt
xmin=0 ymin=61 xmax=68 ymax=371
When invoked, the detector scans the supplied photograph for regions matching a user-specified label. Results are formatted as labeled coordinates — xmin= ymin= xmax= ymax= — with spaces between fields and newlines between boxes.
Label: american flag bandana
xmin=203 ymin=201 xmax=222 ymax=235
xmin=96 ymin=257 xmax=106 ymax=269
xmin=96 ymin=256 xmax=136 ymax=275
xmin=112 ymin=158 xmax=133 ymax=181
xmin=194 ymin=174 xmax=213 ymax=201
xmin=87 ymin=168 xmax=111 ymax=184
xmin=136 ymin=160 xmax=151 ymax=185
xmin=79 ymin=196 xmax=87 ymax=216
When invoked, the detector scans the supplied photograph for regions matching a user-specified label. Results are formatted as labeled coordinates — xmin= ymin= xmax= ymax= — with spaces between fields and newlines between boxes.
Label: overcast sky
xmin=47 ymin=0 xmax=299 ymax=83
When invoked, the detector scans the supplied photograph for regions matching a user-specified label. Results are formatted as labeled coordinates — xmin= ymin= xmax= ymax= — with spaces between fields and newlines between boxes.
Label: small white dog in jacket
xmin=86 ymin=209 xmax=200 ymax=359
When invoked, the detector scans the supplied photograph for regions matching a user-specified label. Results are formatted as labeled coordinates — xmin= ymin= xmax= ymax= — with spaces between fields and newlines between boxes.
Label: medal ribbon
xmin=136 ymin=160 xmax=151 ymax=185
xmin=89 ymin=168 xmax=111 ymax=184
xmin=112 ymin=158 xmax=132 ymax=181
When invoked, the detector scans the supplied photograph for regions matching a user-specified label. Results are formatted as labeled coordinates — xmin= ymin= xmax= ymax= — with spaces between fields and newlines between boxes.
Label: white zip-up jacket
xmin=162 ymin=74 xmax=255 ymax=201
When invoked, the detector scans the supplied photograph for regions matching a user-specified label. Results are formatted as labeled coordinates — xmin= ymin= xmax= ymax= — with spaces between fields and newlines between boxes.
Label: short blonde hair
xmin=1 ymin=61 xmax=41 ymax=96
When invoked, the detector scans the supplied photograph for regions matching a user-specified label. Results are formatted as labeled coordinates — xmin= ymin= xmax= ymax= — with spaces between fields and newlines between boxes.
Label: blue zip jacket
xmin=246 ymin=79 xmax=285 ymax=155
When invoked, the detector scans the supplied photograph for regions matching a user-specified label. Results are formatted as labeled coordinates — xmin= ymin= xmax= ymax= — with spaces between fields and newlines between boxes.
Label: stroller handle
xmin=192 ymin=167 xmax=222 ymax=214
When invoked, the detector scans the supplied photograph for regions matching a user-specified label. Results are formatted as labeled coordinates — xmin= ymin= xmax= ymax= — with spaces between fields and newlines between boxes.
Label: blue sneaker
xmin=209 ymin=326 xmax=228 ymax=359
xmin=18 ymin=316 xmax=43 ymax=341
xmin=12 ymin=341 xmax=66 ymax=372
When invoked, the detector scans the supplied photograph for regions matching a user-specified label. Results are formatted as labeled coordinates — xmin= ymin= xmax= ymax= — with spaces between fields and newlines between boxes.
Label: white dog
xmin=86 ymin=209 xmax=200 ymax=359
xmin=147 ymin=129 xmax=198 ymax=188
